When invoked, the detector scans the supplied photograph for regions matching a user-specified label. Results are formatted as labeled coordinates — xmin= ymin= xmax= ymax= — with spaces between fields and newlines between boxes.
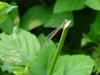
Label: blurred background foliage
xmin=0 ymin=0 xmax=100 ymax=75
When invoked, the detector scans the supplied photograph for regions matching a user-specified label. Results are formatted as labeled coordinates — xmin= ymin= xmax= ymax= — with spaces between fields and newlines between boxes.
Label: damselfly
xmin=41 ymin=20 xmax=71 ymax=47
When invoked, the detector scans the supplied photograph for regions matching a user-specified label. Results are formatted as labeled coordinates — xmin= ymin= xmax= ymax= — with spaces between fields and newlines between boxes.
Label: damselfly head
xmin=63 ymin=20 xmax=71 ymax=29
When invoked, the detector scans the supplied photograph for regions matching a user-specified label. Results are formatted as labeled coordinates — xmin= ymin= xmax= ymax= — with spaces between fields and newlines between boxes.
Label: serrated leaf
xmin=85 ymin=0 xmax=100 ymax=10
xmin=29 ymin=34 xmax=57 ymax=75
xmin=44 ymin=12 xmax=73 ymax=28
xmin=20 ymin=5 xmax=51 ymax=30
xmin=54 ymin=0 xmax=85 ymax=13
xmin=53 ymin=55 xmax=94 ymax=75
xmin=0 ymin=29 xmax=40 ymax=66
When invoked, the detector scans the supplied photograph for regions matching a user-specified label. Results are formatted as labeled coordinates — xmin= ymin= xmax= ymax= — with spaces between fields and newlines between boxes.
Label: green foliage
xmin=0 ymin=16 xmax=14 ymax=34
xmin=0 ymin=28 xmax=40 ymax=65
xmin=53 ymin=55 xmax=94 ymax=75
xmin=0 ymin=1 xmax=17 ymax=25
xmin=54 ymin=0 xmax=100 ymax=13
xmin=0 ymin=1 xmax=17 ymax=15
xmin=85 ymin=0 xmax=100 ymax=10
xmin=44 ymin=12 xmax=73 ymax=28
xmin=82 ymin=12 xmax=100 ymax=45
xmin=20 ymin=5 xmax=51 ymax=30
xmin=54 ymin=0 xmax=85 ymax=13
xmin=0 ymin=0 xmax=100 ymax=75
xmin=0 ymin=14 xmax=8 ymax=25
xmin=92 ymin=45 xmax=100 ymax=74
xmin=29 ymin=34 xmax=57 ymax=75
xmin=0 ymin=1 xmax=19 ymax=33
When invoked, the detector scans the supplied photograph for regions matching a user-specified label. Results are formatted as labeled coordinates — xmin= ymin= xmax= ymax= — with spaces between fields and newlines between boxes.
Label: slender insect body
xmin=41 ymin=20 xmax=71 ymax=48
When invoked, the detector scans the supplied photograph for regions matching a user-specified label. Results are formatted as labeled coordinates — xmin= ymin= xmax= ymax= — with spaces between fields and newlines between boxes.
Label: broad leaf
xmin=0 ymin=16 xmax=13 ymax=34
xmin=44 ymin=12 xmax=73 ymax=28
xmin=85 ymin=0 xmax=100 ymax=10
xmin=0 ymin=14 xmax=8 ymax=25
xmin=20 ymin=5 xmax=51 ymax=30
xmin=29 ymin=34 xmax=57 ymax=75
xmin=54 ymin=0 xmax=85 ymax=13
xmin=0 ymin=29 xmax=40 ymax=66
xmin=53 ymin=55 xmax=94 ymax=75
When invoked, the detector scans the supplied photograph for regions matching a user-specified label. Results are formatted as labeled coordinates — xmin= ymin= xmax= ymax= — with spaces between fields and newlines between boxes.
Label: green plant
xmin=0 ymin=0 xmax=100 ymax=75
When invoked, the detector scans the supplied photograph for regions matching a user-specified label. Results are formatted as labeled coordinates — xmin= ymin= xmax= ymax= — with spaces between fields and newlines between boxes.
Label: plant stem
xmin=48 ymin=20 xmax=71 ymax=75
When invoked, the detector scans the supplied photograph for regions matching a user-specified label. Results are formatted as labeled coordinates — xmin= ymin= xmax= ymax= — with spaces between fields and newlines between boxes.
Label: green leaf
xmin=81 ymin=34 xmax=94 ymax=47
xmin=0 ymin=9 xmax=19 ymax=34
xmin=85 ymin=0 xmax=100 ymax=10
xmin=0 ymin=14 xmax=8 ymax=25
xmin=54 ymin=0 xmax=85 ymax=13
xmin=0 ymin=1 xmax=17 ymax=15
xmin=29 ymin=34 xmax=57 ymax=75
xmin=1 ymin=61 xmax=14 ymax=73
xmin=0 ymin=29 xmax=40 ymax=66
xmin=0 ymin=2 xmax=6 ymax=9
xmin=82 ymin=12 xmax=100 ymax=44
xmin=53 ymin=55 xmax=94 ymax=75
xmin=12 ymin=65 xmax=29 ymax=75
xmin=0 ymin=16 xmax=13 ymax=34
xmin=0 ymin=2 xmax=20 ymax=34
xmin=20 ymin=5 xmax=51 ymax=30
xmin=9 ymin=2 xmax=20 ymax=26
xmin=92 ymin=45 xmax=100 ymax=74
xmin=0 ymin=1 xmax=17 ymax=25
xmin=44 ymin=12 xmax=73 ymax=28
